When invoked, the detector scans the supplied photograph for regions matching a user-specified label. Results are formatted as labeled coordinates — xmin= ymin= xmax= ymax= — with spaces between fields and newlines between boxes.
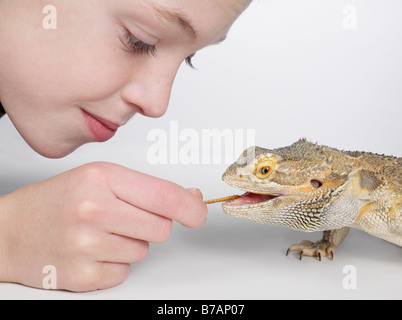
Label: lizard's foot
xmin=286 ymin=228 xmax=350 ymax=261
xmin=286 ymin=240 xmax=335 ymax=261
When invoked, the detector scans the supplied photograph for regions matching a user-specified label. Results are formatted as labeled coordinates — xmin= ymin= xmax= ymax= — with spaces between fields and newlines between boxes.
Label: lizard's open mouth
xmin=225 ymin=192 xmax=282 ymax=206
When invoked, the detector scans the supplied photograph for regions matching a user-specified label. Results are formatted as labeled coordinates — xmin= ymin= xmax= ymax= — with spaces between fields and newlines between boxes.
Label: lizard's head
xmin=222 ymin=139 xmax=362 ymax=232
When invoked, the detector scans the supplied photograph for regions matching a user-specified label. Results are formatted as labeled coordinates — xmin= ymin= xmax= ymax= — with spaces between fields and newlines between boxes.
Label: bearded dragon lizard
xmin=216 ymin=139 xmax=401 ymax=260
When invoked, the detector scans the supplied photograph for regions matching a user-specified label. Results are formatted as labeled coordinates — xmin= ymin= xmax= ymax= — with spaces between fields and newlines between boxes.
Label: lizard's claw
xmin=286 ymin=240 xmax=335 ymax=261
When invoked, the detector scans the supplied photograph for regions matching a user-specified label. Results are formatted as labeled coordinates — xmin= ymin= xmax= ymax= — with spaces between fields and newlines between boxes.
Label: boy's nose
xmin=121 ymin=58 xmax=180 ymax=118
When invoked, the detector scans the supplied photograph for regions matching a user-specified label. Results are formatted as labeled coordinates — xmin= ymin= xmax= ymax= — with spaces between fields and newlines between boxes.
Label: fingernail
xmin=188 ymin=188 xmax=203 ymax=199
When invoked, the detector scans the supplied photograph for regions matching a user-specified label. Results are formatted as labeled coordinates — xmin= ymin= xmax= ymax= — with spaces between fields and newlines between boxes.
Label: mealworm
xmin=204 ymin=195 xmax=240 ymax=204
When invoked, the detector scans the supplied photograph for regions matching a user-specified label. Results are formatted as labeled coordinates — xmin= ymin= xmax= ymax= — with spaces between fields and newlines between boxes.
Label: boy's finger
xmin=102 ymin=199 xmax=173 ymax=243
xmin=188 ymin=188 xmax=204 ymax=199
xmin=98 ymin=233 xmax=150 ymax=264
xmin=102 ymin=163 xmax=207 ymax=228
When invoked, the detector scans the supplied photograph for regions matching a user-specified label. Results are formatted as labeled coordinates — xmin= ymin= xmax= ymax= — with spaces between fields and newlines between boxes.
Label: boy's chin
xmin=29 ymin=140 xmax=83 ymax=159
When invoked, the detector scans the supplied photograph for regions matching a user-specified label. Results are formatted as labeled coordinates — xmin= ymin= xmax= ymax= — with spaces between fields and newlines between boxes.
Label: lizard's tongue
xmin=226 ymin=192 xmax=278 ymax=206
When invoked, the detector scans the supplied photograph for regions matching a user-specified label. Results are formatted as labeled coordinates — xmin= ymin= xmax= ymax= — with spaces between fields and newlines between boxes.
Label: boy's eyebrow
xmin=151 ymin=4 xmax=198 ymax=39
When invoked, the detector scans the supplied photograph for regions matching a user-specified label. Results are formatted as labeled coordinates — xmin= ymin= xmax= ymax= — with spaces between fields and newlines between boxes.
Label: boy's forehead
xmin=150 ymin=0 xmax=251 ymax=41
xmin=153 ymin=0 xmax=251 ymax=14
xmin=149 ymin=0 xmax=251 ymax=43
xmin=219 ymin=0 xmax=253 ymax=15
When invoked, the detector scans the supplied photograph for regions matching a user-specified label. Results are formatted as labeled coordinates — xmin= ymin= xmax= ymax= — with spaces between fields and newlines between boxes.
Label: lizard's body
xmin=221 ymin=139 xmax=401 ymax=259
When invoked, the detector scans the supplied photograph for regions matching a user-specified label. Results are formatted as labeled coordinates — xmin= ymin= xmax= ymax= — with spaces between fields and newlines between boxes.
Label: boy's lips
xmin=81 ymin=109 xmax=122 ymax=142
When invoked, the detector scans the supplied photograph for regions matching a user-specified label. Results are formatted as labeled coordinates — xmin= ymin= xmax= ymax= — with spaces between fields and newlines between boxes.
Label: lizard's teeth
xmin=225 ymin=192 xmax=279 ymax=206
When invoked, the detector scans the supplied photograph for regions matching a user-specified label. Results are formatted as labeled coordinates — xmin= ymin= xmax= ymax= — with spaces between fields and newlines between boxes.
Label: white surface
xmin=1 ymin=0 xmax=401 ymax=299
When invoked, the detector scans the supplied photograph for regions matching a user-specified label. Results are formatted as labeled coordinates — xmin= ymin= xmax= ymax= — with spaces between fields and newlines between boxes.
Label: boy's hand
xmin=0 ymin=162 xmax=207 ymax=292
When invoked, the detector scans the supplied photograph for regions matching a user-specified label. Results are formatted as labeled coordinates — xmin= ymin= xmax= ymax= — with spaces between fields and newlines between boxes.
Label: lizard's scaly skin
xmin=221 ymin=139 xmax=401 ymax=259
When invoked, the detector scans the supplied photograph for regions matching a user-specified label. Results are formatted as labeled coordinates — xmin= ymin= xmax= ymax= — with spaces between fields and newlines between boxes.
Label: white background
xmin=0 ymin=0 xmax=401 ymax=299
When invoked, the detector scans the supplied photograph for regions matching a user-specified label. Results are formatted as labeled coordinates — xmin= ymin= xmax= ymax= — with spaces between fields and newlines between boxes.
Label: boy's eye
xmin=121 ymin=29 xmax=157 ymax=56
xmin=125 ymin=32 xmax=157 ymax=56
xmin=122 ymin=29 xmax=196 ymax=69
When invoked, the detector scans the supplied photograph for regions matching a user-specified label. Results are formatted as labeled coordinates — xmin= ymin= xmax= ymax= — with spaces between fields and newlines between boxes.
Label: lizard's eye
xmin=255 ymin=160 xmax=275 ymax=179
xmin=260 ymin=167 xmax=270 ymax=175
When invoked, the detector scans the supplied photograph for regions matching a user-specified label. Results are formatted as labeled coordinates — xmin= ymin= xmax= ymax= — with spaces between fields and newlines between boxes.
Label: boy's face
xmin=0 ymin=0 xmax=250 ymax=158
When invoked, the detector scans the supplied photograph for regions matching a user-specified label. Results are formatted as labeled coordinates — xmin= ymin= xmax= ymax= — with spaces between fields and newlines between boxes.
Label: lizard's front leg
xmin=286 ymin=227 xmax=350 ymax=261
